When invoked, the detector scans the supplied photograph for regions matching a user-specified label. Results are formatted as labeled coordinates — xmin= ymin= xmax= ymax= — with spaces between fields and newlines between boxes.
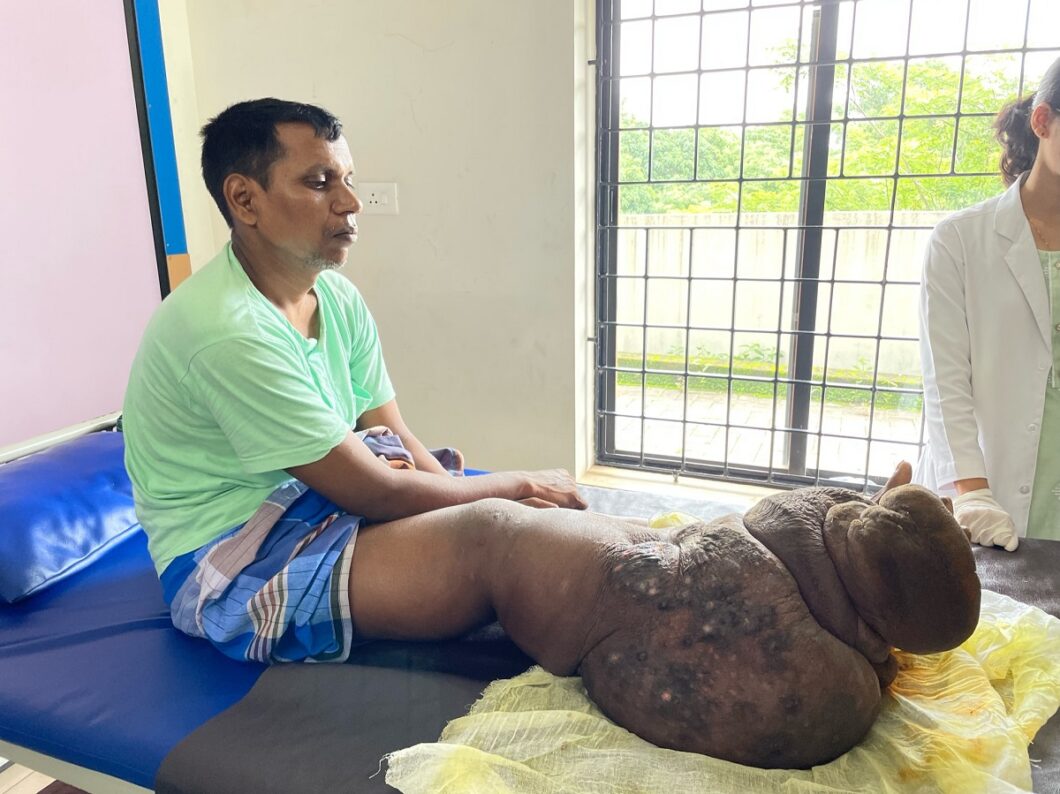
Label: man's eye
xmin=307 ymin=180 xmax=327 ymax=190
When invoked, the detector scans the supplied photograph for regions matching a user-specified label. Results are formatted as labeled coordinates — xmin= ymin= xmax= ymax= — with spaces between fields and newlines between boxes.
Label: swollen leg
xmin=347 ymin=499 xmax=640 ymax=673
xmin=347 ymin=498 xmax=603 ymax=641
xmin=595 ymin=513 xmax=651 ymax=528
xmin=481 ymin=504 xmax=646 ymax=673
xmin=347 ymin=501 xmax=503 ymax=640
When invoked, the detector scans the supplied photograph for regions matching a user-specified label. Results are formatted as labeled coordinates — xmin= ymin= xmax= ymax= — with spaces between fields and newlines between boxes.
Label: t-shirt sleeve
xmin=346 ymin=285 xmax=396 ymax=411
xmin=183 ymin=337 xmax=351 ymax=474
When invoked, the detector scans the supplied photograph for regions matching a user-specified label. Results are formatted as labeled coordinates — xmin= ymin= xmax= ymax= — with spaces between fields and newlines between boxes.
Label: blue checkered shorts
xmin=160 ymin=481 xmax=363 ymax=663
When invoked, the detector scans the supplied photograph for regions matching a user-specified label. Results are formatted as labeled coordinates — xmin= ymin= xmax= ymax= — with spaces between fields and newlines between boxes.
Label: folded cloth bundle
xmin=356 ymin=427 xmax=464 ymax=474
xmin=385 ymin=588 xmax=1060 ymax=793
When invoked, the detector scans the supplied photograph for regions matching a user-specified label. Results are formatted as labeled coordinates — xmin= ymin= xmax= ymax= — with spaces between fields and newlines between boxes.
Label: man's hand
xmin=289 ymin=434 xmax=588 ymax=521
xmin=520 ymin=469 xmax=588 ymax=510
xmin=519 ymin=497 xmax=560 ymax=509
xmin=953 ymin=488 xmax=1019 ymax=552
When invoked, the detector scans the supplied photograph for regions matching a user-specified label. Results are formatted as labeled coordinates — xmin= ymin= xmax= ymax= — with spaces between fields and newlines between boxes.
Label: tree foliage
xmin=618 ymin=57 xmax=1009 ymax=215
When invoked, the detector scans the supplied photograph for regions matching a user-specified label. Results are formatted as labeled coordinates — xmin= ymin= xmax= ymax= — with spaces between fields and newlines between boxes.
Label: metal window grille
xmin=595 ymin=0 xmax=1060 ymax=492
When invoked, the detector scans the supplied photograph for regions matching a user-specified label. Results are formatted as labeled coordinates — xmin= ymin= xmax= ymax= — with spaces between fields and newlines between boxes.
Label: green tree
xmin=618 ymin=56 xmax=1010 ymax=215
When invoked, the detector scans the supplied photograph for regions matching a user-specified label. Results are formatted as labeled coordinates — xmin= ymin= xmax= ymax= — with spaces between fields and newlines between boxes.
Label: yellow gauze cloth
xmin=385 ymin=587 xmax=1060 ymax=793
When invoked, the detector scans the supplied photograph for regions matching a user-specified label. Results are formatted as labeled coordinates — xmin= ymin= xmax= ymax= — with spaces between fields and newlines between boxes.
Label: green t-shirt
xmin=122 ymin=242 xmax=395 ymax=574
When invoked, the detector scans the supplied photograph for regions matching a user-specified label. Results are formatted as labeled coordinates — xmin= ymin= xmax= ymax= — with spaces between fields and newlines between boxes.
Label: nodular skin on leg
xmin=486 ymin=462 xmax=980 ymax=769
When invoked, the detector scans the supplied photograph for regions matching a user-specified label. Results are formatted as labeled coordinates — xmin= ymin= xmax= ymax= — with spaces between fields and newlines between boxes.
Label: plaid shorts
xmin=160 ymin=481 xmax=363 ymax=663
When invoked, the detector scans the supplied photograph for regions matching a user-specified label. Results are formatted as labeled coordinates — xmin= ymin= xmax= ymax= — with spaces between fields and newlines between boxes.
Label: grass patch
xmin=614 ymin=353 xmax=922 ymax=412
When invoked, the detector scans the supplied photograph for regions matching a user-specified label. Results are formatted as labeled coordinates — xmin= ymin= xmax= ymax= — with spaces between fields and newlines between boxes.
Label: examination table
xmin=0 ymin=447 xmax=1056 ymax=793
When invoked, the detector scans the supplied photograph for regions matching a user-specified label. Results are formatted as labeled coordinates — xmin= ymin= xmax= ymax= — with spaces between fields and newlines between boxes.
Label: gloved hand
xmin=953 ymin=488 xmax=1019 ymax=552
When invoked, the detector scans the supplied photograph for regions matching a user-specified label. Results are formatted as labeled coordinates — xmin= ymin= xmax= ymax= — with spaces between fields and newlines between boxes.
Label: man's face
xmin=249 ymin=122 xmax=361 ymax=270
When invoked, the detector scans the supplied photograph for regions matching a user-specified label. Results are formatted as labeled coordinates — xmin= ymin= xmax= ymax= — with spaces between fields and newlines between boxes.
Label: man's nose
xmin=335 ymin=183 xmax=362 ymax=214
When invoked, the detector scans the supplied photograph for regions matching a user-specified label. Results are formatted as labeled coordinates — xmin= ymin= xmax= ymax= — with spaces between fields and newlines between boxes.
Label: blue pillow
xmin=0 ymin=431 xmax=141 ymax=602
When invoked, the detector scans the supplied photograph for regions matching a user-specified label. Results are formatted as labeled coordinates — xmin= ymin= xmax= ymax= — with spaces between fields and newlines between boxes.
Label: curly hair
xmin=995 ymin=57 xmax=1060 ymax=186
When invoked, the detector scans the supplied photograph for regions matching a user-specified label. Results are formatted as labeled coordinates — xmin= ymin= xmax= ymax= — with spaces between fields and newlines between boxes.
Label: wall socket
xmin=358 ymin=182 xmax=399 ymax=215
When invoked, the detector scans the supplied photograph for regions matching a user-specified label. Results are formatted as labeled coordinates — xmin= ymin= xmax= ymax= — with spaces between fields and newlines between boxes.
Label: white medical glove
xmin=953 ymin=488 xmax=1019 ymax=552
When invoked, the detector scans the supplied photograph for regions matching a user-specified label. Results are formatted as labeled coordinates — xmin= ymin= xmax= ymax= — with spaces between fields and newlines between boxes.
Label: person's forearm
xmin=397 ymin=430 xmax=450 ymax=476
xmin=358 ymin=468 xmax=530 ymax=520
xmin=289 ymin=439 xmax=529 ymax=521
xmin=359 ymin=466 xmax=590 ymax=520
xmin=290 ymin=431 xmax=586 ymax=519
xmin=952 ymin=477 xmax=989 ymax=495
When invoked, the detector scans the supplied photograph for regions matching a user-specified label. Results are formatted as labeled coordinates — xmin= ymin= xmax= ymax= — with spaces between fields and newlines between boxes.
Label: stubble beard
xmin=303 ymin=253 xmax=344 ymax=273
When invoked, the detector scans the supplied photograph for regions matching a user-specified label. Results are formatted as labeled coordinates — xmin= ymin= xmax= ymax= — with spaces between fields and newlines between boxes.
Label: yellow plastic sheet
xmin=385 ymin=590 xmax=1060 ymax=793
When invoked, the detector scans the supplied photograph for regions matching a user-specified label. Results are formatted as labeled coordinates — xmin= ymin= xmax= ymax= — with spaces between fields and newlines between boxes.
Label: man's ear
xmin=224 ymin=174 xmax=258 ymax=227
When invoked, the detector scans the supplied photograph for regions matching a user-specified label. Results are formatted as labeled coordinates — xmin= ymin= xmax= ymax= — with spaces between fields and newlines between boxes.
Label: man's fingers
xmin=519 ymin=497 xmax=559 ymax=509
xmin=528 ymin=469 xmax=589 ymax=511
xmin=564 ymin=491 xmax=589 ymax=511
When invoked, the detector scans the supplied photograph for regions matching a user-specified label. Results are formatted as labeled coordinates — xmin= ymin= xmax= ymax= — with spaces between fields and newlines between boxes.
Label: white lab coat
xmin=913 ymin=175 xmax=1053 ymax=536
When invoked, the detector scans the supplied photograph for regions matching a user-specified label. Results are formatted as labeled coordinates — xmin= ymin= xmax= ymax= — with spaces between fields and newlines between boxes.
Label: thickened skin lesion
xmin=574 ymin=484 xmax=980 ymax=769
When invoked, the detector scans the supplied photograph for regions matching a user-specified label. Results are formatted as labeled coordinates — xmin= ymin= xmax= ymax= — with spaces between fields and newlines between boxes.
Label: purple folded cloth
xmin=355 ymin=429 xmax=463 ymax=475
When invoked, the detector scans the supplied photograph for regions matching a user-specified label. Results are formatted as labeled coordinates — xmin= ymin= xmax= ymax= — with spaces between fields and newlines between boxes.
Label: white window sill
xmin=579 ymin=465 xmax=785 ymax=512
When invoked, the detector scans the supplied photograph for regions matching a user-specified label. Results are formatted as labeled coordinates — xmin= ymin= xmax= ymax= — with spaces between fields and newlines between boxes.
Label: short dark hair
xmin=200 ymin=98 xmax=343 ymax=226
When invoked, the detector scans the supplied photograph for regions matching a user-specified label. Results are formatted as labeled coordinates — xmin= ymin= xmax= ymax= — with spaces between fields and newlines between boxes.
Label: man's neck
xmin=230 ymin=232 xmax=317 ymax=313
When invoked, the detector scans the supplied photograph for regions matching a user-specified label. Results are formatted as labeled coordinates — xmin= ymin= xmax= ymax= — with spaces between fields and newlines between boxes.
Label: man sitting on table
xmin=123 ymin=97 xmax=587 ymax=664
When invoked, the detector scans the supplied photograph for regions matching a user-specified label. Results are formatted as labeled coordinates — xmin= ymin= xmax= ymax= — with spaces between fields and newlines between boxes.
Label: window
xmin=595 ymin=0 xmax=1060 ymax=490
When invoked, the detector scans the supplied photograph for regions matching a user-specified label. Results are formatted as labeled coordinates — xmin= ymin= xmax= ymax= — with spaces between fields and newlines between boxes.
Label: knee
xmin=462 ymin=497 xmax=530 ymax=526
xmin=452 ymin=498 xmax=537 ymax=558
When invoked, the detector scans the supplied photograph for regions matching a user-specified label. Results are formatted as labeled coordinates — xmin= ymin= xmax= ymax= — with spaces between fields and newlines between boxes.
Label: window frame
xmin=594 ymin=0 xmax=1049 ymax=491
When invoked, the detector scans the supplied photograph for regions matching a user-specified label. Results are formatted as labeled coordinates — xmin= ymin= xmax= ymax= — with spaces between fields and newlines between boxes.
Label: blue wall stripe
xmin=133 ymin=0 xmax=187 ymax=255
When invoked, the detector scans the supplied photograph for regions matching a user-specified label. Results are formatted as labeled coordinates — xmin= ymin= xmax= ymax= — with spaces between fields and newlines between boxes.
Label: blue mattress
xmin=0 ymin=529 xmax=263 ymax=787
xmin=0 ymin=464 xmax=495 ymax=789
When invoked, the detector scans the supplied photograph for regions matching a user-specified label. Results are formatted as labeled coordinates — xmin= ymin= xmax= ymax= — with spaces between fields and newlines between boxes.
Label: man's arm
xmin=288 ymin=430 xmax=586 ymax=521
xmin=356 ymin=399 xmax=449 ymax=475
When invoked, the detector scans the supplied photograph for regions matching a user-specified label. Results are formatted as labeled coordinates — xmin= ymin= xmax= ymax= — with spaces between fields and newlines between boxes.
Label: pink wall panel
xmin=0 ymin=0 xmax=162 ymax=447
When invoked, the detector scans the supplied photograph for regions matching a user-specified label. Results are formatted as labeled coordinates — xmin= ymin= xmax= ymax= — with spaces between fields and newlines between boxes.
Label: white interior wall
xmin=159 ymin=0 xmax=592 ymax=474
